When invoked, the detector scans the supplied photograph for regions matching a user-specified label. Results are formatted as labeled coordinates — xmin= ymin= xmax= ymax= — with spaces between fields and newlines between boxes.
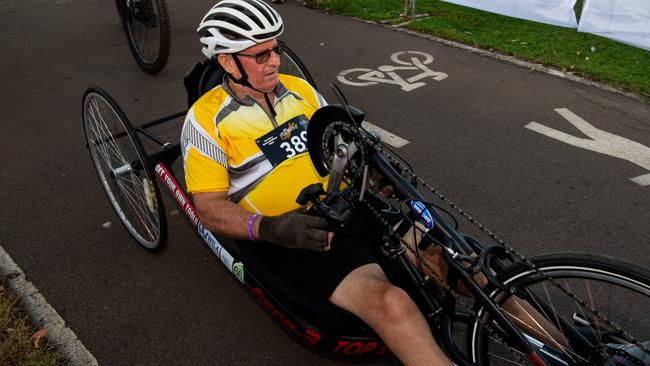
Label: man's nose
xmin=268 ymin=49 xmax=281 ymax=66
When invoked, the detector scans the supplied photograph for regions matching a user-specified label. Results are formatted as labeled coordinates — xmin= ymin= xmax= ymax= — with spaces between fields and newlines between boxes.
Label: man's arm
xmin=192 ymin=191 xmax=330 ymax=251
xmin=193 ymin=191 xmax=260 ymax=240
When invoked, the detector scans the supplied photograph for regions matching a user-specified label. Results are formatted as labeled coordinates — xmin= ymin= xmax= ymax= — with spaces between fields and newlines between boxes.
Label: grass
xmin=0 ymin=277 xmax=68 ymax=366
xmin=304 ymin=0 xmax=650 ymax=101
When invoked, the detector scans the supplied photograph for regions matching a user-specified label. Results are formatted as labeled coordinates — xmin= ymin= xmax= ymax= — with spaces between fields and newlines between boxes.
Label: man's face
xmin=234 ymin=38 xmax=281 ymax=93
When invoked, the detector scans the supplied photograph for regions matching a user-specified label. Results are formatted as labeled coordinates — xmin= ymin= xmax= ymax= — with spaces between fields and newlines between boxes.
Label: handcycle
xmin=81 ymin=41 xmax=650 ymax=365
xmin=115 ymin=0 xmax=171 ymax=74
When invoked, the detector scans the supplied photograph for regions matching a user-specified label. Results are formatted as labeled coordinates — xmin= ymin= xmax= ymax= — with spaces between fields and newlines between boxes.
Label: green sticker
xmin=233 ymin=262 xmax=245 ymax=284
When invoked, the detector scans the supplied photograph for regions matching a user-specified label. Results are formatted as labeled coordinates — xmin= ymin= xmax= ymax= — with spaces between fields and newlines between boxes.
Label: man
xmin=181 ymin=1 xmax=453 ymax=365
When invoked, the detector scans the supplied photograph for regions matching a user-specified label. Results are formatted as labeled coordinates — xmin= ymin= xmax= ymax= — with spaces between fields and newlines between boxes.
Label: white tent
xmin=440 ymin=0 xmax=578 ymax=28
xmin=578 ymin=0 xmax=650 ymax=51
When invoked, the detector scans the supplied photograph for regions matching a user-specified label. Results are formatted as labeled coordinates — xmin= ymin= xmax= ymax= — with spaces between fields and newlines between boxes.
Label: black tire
xmin=82 ymin=87 xmax=167 ymax=250
xmin=122 ymin=0 xmax=171 ymax=74
xmin=279 ymin=40 xmax=319 ymax=91
xmin=115 ymin=0 xmax=125 ymax=25
xmin=467 ymin=253 xmax=650 ymax=365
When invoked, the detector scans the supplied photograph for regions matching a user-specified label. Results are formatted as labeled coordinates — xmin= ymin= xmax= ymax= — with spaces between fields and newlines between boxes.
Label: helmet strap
xmin=227 ymin=55 xmax=277 ymax=118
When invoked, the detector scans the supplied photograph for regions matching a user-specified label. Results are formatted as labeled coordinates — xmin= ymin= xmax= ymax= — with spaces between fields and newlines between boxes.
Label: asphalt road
xmin=1 ymin=1 xmax=648 ymax=365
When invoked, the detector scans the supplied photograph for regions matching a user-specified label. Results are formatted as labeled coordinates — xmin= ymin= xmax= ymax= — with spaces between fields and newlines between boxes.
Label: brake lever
xmin=296 ymin=183 xmax=354 ymax=231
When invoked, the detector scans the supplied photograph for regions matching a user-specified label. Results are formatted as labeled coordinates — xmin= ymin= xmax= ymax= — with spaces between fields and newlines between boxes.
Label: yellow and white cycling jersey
xmin=181 ymin=74 xmax=327 ymax=216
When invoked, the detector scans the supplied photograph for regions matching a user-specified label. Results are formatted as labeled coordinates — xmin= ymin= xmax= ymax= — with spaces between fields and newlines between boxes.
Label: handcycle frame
xmin=83 ymin=42 xmax=649 ymax=366
xmin=94 ymin=103 xmax=560 ymax=365
xmin=83 ymin=42 xmax=400 ymax=358
xmin=301 ymin=104 xmax=579 ymax=365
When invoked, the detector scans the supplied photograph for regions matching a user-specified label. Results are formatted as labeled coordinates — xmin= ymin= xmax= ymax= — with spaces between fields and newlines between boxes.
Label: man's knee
xmin=330 ymin=264 xmax=416 ymax=323
xmin=378 ymin=285 xmax=418 ymax=324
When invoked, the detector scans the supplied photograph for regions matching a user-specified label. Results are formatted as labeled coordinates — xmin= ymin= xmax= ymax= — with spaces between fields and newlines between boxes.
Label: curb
xmin=346 ymin=15 xmax=645 ymax=103
xmin=0 ymin=245 xmax=98 ymax=366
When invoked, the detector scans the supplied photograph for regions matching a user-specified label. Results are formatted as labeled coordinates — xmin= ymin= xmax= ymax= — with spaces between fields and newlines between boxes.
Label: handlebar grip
xmin=296 ymin=183 xmax=325 ymax=206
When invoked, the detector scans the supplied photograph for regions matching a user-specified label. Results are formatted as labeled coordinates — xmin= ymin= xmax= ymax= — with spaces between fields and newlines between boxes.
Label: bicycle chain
xmin=350 ymin=129 xmax=649 ymax=362
xmin=602 ymin=345 xmax=645 ymax=366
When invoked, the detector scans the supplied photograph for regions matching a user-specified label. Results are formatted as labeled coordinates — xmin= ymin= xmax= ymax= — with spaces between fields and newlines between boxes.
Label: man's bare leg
xmin=330 ymin=263 xmax=453 ymax=366
xmin=401 ymin=229 xmax=568 ymax=349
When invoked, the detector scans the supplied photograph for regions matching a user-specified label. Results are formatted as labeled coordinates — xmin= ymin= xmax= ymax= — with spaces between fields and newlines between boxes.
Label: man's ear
xmin=217 ymin=54 xmax=235 ymax=74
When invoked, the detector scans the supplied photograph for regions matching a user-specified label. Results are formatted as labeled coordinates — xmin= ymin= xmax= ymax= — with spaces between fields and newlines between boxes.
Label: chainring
xmin=307 ymin=105 xmax=367 ymax=183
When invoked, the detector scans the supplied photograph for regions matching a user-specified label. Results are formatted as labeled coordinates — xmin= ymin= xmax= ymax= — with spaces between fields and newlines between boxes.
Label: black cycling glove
xmin=258 ymin=208 xmax=329 ymax=252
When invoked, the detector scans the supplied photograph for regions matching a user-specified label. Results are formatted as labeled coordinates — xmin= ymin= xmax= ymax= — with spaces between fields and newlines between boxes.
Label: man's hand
xmin=258 ymin=209 xmax=329 ymax=252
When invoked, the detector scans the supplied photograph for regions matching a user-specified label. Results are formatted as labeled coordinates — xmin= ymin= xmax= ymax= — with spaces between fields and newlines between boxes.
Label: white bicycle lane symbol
xmin=337 ymin=51 xmax=448 ymax=92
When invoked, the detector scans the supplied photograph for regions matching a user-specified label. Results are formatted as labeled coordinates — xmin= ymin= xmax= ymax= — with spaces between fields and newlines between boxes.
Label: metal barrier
xmin=404 ymin=0 xmax=415 ymax=20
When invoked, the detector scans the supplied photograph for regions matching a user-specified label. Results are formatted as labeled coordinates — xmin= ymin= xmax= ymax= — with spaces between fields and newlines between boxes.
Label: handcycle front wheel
xmin=82 ymin=87 xmax=167 ymax=250
xmin=122 ymin=0 xmax=171 ymax=74
xmin=468 ymin=253 xmax=650 ymax=365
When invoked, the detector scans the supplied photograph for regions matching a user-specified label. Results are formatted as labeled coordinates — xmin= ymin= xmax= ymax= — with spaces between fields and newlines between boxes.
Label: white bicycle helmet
xmin=198 ymin=0 xmax=284 ymax=58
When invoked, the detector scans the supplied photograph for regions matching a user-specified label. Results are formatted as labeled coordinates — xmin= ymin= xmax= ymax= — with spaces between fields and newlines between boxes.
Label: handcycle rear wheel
xmin=468 ymin=253 xmax=650 ymax=365
xmin=121 ymin=0 xmax=171 ymax=74
xmin=82 ymin=87 xmax=167 ymax=250
xmin=279 ymin=40 xmax=319 ymax=91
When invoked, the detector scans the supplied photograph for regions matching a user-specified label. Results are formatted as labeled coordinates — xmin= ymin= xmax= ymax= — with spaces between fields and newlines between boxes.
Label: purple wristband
xmin=247 ymin=214 xmax=259 ymax=241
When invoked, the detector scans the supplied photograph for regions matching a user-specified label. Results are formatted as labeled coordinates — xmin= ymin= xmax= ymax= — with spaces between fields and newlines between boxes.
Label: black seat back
xmin=183 ymin=41 xmax=318 ymax=109
xmin=183 ymin=59 xmax=226 ymax=108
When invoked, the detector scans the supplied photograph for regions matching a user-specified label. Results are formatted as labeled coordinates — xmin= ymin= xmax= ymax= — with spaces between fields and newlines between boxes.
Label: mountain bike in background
xmin=115 ymin=0 xmax=171 ymax=74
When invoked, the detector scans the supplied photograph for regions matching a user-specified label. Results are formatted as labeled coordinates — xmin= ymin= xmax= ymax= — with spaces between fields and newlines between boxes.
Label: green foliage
xmin=305 ymin=0 xmax=404 ymax=20
xmin=304 ymin=0 xmax=650 ymax=100
xmin=0 ymin=278 xmax=68 ymax=366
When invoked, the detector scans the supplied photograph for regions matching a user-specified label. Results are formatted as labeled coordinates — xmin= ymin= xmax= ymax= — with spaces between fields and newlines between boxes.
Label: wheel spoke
xmin=119 ymin=176 xmax=159 ymax=233
xmin=127 ymin=0 xmax=161 ymax=64
xmin=87 ymin=101 xmax=118 ymax=170
xmin=115 ymin=180 xmax=157 ymax=242
xmin=122 ymin=0 xmax=169 ymax=73
xmin=471 ymin=256 xmax=650 ymax=366
xmin=487 ymin=352 xmax=526 ymax=365
xmin=88 ymin=111 xmax=124 ymax=182
xmin=90 ymin=98 xmax=130 ymax=165
xmin=83 ymin=89 xmax=165 ymax=250
xmin=116 ymin=177 xmax=159 ymax=240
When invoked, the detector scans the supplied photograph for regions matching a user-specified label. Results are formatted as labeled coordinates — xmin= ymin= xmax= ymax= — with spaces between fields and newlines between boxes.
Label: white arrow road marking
xmin=362 ymin=120 xmax=410 ymax=148
xmin=525 ymin=108 xmax=650 ymax=186
xmin=631 ymin=173 xmax=650 ymax=186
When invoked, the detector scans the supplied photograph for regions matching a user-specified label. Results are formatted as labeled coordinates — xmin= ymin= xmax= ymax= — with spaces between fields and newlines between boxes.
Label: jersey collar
xmin=221 ymin=74 xmax=289 ymax=107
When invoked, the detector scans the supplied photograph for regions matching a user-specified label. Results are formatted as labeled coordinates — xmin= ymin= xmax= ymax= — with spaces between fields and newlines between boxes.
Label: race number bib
xmin=256 ymin=114 xmax=310 ymax=167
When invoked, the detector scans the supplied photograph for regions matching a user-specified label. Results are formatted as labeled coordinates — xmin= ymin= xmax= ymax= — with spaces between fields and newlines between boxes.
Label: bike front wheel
xmin=123 ymin=0 xmax=171 ymax=74
xmin=468 ymin=253 xmax=650 ymax=365
xmin=82 ymin=87 xmax=167 ymax=250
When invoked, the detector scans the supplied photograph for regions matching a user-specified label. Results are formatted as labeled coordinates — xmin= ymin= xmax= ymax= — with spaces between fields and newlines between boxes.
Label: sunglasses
xmin=237 ymin=43 xmax=283 ymax=64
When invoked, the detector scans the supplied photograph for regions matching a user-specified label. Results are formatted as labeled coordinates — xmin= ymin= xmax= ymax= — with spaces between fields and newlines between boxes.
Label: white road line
xmin=362 ymin=120 xmax=410 ymax=148
xmin=631 ymin=173 xmax=650 ymax=187
xmin=525 ymin=108 xmax=650 ymax=186
xmin=0 ymin=245 xmax=98 ymax=366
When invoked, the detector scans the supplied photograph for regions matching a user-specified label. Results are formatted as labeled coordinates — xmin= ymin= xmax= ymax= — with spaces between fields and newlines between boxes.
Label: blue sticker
xmin=410 ymin=201 xmax=434 ymax=229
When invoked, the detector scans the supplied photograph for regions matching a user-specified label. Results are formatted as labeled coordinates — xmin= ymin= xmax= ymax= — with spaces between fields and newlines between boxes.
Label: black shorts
xmin=238 ymin=196 xmax=401 ymax=306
